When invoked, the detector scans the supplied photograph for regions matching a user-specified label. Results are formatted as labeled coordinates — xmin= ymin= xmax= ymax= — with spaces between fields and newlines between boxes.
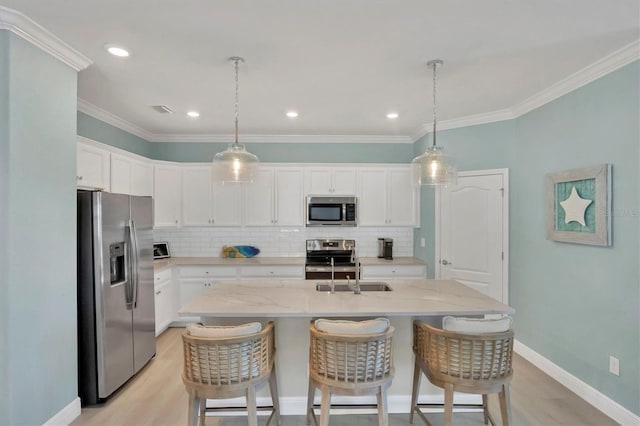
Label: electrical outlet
xmin=609 ymin=356 xmax=620 ymax=376
xmin=420 ymin=238 xmax=426 ymax=248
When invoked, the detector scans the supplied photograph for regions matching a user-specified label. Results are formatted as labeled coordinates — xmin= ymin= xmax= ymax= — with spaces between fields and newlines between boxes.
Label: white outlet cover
xmin=609 ymin=356 xmax=620 ymax=376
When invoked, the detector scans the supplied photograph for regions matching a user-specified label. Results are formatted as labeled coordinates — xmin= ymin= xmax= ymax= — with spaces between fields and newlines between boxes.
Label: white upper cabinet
xmin=182 ymin=166 xmax=212 ymax=226
xmin=274 ymin=167 xmax=304 ymax=226
xmin=245 ymin=166 xmax=304 ymax=226
xmin=182 ymin=166 xmax=243 ymax=227
xmin=110 ymin=154 xmax=153 ymax=196
xmin=244 ymin=168 xmax=275 ymax=226
xmin=305 ymin=166 xmax=357 ymax=195
xmin=130 ymin=161 xmax=153 ymax=196
xmin=154 ymin=165 xmax=181 ymax=227
xmin=212 ymin=181 xmax=243 ymax=226
xmin=77 ymin=141 xmax=110 ymax=191
xmin=358 ymin=166 xmax=417 ymax=226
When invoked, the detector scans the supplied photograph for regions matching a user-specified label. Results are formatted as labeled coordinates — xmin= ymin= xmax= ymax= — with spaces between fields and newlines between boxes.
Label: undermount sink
xmin=315 ymin=282 xmax=393 ymax=292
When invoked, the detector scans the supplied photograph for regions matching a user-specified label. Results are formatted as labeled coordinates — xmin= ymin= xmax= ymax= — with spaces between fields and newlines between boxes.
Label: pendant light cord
xmin=432 ymin=61 xmax=437 ymax=148
xmin=234 ymin=58 xmax=240 ymax=145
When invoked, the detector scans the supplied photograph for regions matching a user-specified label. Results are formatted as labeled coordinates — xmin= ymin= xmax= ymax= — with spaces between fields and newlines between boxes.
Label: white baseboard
xmin=43 ymin=397 xmax=81 ymax=426
xmin=514 ymin=339 xmax=639 ymax=426
xmin=206 ymin=393 xmax=483 ymax=416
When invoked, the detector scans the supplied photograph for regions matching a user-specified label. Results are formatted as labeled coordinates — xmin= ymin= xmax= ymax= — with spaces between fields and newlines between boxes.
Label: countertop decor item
xmin=411 ymin=59 xmax=457 ymax=187
xmin=221 ymin=245 xmax=260 ymax=258
xmin=546 ymin=164 xmax=612 ymax=246
xmin=212 ymin=56 xmax=260 ymax=183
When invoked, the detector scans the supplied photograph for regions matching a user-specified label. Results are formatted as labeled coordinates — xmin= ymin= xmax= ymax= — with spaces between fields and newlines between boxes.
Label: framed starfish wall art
xmin=546 ymin=164 xmax=612 ymax=246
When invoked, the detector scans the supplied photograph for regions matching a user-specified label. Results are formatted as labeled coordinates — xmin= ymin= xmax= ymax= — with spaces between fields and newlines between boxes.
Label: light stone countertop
xmin=154 ymin=256 xmax=425 ymax=272
xmin=179 ymin=279 xmax=512 ymax=318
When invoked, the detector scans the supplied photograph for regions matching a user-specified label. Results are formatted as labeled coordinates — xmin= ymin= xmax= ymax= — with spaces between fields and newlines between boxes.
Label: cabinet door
xmin=387 ymin=168 xmax=416 ymax=226
xmin=182 ymin=167 xmax=212 ymax=226
xmin=306 ymin=168 xmax=332 ymax=194
xmin=244 ymin=168 xmax=274 ymax=226
xmin=358 ymin=168 xmax=388 ymax=226
xmin=154 ymin=165 xmax=181 ymax=227
xmin=212 ymin=182 xmax=243 ymax=226
xmin=274 ymin=168 xmax=304 ymax=226
xmin=110 ymin=154 xmax=132 ymax=195
xmin=77 ymin=143 xmax=110 ymax=191
xmin=154 ymin=281 xmax=171 ymax=335
xmin=179 ymin=280 xmax=210 ymax=308
xmin=332 ymin=167 xmax=357 ymax=195
xmin=131 ymin=160 xmax=153 ymax=196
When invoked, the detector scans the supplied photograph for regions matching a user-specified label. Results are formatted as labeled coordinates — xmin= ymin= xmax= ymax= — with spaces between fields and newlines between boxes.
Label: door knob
xmin=441 ymin=259 xmax=451 ymax=265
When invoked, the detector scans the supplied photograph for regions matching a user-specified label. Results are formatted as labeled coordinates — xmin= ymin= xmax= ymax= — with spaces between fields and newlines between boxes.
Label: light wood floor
xmin=73 ymin=327 xmax=617 ymax=426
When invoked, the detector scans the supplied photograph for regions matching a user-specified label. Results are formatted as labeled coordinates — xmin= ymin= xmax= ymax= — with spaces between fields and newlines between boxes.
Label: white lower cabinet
xmin=239 ymin=265 xmax=304 ymax=279
xmin=154 ymin=268 xmax=174 ymax=336
xmin=178 ymin=266 xmax=237 ymax=322
xmin=360 ymin=264 xmax=427 ymax=279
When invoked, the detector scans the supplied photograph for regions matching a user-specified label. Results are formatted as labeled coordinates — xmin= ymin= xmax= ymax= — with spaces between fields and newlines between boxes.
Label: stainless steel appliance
xmin=77 ymin=190 xmax=156 ymax=405
xmin=377 ymin=238 xmax=393 ymax=259
xmin=305 ymin=239 xmax=359 ymax=280
xmin=306 ymin=196 xmax=357 ymax=227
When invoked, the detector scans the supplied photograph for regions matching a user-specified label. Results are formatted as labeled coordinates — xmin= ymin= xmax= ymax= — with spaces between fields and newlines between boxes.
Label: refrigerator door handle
xmin=130 ymin=219 xmax=140 ymax=309
xmin=126 ymin=220 xmax=137 ymax=309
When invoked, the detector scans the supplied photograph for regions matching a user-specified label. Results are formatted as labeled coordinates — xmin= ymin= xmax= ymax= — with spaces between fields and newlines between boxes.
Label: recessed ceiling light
xmin=187 ymin=111 xmax=200 ymax=118
xmin=105 ymin=44 xmax=130 ymax=57
xmin=286 ymin=111 xmax=299 ymax=118
xmin=386 ymin=112 xmax=399 ymax=119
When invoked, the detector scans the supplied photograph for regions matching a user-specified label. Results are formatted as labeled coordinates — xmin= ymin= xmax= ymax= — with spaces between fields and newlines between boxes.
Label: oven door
xmin=305 ymin=265 xmax=358 ymax=280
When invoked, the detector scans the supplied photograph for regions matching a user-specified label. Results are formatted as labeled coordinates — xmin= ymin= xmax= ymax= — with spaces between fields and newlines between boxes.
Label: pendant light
xmin=411 ymin=59 xmax=457 ymax=186
xmin=212 ymin=56 xmax=260 ymax=183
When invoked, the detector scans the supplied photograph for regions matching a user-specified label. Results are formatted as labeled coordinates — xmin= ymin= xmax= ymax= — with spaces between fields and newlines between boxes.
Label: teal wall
xmin=414 ymin=62 xmax=639 ymax=415
xmin=1 ymin=31 xmax=79 ymax=424
xmin=78 ymin=111 xmax=151 ymax=157
xmin=0 ymin=30 xmax=10 ymax=426
xmin=151 ymin=140 xmax=412 ymax=163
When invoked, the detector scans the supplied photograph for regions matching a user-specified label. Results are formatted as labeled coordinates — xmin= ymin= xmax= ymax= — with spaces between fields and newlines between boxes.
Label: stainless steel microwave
xmin=306 ymin=195 xmax=357 ymax=227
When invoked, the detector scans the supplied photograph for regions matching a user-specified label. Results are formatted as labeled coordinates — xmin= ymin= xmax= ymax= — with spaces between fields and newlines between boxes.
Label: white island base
xmin=180 ymin=279 xmax=514 ymax=415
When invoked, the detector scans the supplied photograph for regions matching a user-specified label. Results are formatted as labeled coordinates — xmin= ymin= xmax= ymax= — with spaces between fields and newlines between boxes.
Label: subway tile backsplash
xmin=154 ymin=227 xmax=414 ymax=258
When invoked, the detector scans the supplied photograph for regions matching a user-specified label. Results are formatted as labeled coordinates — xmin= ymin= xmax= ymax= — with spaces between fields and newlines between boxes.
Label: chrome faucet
xmin=349 ymin=249 xmax=361 ymax=295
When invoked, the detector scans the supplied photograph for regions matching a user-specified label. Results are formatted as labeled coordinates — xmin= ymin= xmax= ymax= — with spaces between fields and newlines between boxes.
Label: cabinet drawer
xmin=239 ymin=265 xmax=304 ymax=278
xmin=361 ymin=265 xmax=426 ymax=278
xmin=154 ymin=268 xmax=172 ymax=283
xmin=179 ymin=266 xmax=237 ymax=278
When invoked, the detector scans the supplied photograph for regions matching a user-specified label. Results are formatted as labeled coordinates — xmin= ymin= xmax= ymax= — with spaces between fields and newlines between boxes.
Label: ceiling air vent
xmin=151 ymin=105 xmax=174 ymax=114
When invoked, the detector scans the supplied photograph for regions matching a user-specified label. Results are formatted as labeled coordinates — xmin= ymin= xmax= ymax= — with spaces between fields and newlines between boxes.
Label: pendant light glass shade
xmin=212 ymin=144 xmax=260 ymax=183
xmin=213 ymin=56 xmax=260 ymax=183
xmin=411 ymin=59 xmax=457 ymax=187
xmin=411 ymin=145 xmax=457 ymax=186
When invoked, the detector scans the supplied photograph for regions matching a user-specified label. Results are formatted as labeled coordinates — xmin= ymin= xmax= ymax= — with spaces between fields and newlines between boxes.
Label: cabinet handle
xmin=156 ymin=290 xmax=161 ymax=295
xmin=77 ymin=176 xmax=83 ymax=181
xmin=175 ymin=220 xmax=178 ymax=224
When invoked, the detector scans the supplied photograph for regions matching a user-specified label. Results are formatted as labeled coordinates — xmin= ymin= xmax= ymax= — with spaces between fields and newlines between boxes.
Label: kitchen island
xmin=179 ymin=279 xmax=514 ymax=415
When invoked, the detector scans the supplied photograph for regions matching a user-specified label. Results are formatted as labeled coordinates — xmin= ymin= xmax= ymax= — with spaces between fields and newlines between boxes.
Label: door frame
xmin=434 ymin=168 xmax=510 ymax=303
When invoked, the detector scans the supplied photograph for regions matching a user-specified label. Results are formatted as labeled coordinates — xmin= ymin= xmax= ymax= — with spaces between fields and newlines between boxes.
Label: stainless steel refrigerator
xmin=77 ymin=190 xmax=156 ymax=405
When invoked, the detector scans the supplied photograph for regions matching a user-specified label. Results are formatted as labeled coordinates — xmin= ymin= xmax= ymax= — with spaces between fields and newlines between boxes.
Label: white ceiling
xmin=2 ymin=0 xmax=639 ymax=141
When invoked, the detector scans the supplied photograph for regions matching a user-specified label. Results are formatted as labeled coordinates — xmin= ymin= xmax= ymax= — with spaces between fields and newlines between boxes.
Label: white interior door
xmin=437 ymin=170 xmax=508 ymax=303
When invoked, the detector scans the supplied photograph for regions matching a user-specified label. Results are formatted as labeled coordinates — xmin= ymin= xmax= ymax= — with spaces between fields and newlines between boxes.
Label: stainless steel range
xmin=305 ymin=239 xmax=358 ymax=280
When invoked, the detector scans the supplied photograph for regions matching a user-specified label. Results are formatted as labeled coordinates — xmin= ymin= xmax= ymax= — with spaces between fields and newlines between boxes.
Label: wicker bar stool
xmin=307 ymin=318 xmax=395 ymax=426
xmin=182 ymin=321 xmax=281 ymax=426
xmin=410 ymin=318 xmax=514 ymax=426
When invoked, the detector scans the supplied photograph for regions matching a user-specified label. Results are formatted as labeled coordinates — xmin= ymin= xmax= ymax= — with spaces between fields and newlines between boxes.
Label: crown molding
xmin=0 ymin=6 xmax=91 ymax=71
xmin=511 ymin=39 xmax=640 ymax=117
xmin=76 ymin=39 xmax=639 ymax=144
xmin=410 ymin=108 xmax=516 ymax=142
xmin=149 ymin=133 xmax=413 ymax=144
xmin=77 ymin=98 xmax=154 ymax=141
